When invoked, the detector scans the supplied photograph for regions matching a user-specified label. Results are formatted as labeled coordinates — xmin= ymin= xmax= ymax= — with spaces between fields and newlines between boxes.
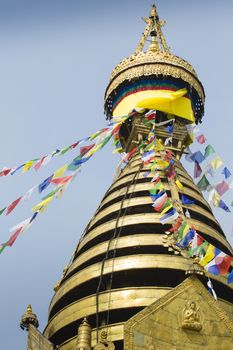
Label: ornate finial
xmin=135 ymin=4 xmax=170 ymax=54
xmin=185 ymin=257 xmax=205 ymax=276
xmin=20 ymin=304 xmax=39 ymax=331
xmin=76 ymin=318 xmax=92 ymax=350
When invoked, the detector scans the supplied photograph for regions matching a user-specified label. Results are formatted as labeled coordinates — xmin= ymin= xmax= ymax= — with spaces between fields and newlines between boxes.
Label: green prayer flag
xmin=204 ymin=144 xmax=215 ymax=158
xmin=188 ymin=241 xmax=209 ymax=257
xmin=0 ymin=244 xmax=7 ymax=254
xmin=60 ymin=146 xmax=71 ymax=155
xmin=138 ymin=140 xmax=147 ymax=151
xmin=149 ymin=182 xmax=163 ymax=195
xmin=100 ymin=134 xmax=112 ymax=148
xmin=42 ymin=187 xmax=61 ymax=200
xmin=197 ymin=175 xmax=210 ymax=191
xmin=177 ymin=221 xmax=189 ymax=240
xmin=0 ymin=207 xmax=6 ymax=215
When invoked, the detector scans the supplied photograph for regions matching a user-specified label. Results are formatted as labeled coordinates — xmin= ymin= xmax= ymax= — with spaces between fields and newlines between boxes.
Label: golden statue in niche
xmin=182 ymin=301 xmax=202 ymax=331
xmin=94 ymin=330 xmax=115 ymax=350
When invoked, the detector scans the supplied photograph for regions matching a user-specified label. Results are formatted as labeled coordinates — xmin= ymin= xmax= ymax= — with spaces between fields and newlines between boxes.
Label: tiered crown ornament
xmin=104 ymin=4 xmax=205 ymax=124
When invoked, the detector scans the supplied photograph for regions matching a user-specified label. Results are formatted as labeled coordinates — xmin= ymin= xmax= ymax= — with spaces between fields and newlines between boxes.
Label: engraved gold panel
xmin=124 ymin=276 xmax=233 ymax=350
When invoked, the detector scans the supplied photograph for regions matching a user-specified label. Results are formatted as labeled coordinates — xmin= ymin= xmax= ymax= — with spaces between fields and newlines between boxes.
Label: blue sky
xmin=0 ymin=1 xmax=232 ymax=348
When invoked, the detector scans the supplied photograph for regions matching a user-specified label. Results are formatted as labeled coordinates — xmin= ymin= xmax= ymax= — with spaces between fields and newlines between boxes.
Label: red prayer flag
xmin=216 ymin=255 xmax=233 ymax=275
xmin=215 ymin=181 xmax=229 ymax=196
xmin=34 ymin=156 xmax=46 ymax=171
xmin=71 ymin=141 xmax=80 ymax=149
xmin=7 ymin=227 xmax=23 ymax=247
xmin=194 ymin=161 xmax=202 ymax=178
xmin=5 ymin=197 xmax=22 ymax=215
xmin=49 ymin=175 xmax=73 ymax=185
xmin=196 ymin=134 xmax=207 ymax=144
xmin=80 ymin=144 xmax=95 ymax=155
xmin=0 ymin=168 xmax=12 ymax=177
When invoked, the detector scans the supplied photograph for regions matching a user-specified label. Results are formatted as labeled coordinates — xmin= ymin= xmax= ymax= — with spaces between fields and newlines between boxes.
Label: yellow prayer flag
xmin=85 ymin=144 xmax=102 ymax=157
xmin=154 ymin=140 xmax=165 ymax=152
xmin=160 ymin=203 xmax=173 ymax=215
xmin=53 ymin=165 xmax=68 ymax=179
xmin=32 ymin=196 xmax=53 ymax=213
xmin=199 ymin=244 xmax=215 ymax=267
xmin=213 ymin=190 xmax=220 ymax=207
xmin=175 ymin=179 xmax=183 ymax=190
xmin=210 ymin=156 xmax=223 ymax=170
xmin=22 ymin=161 xmax=34 ymax=173
xmin=156 ymin=159 xmax=169 ymax=169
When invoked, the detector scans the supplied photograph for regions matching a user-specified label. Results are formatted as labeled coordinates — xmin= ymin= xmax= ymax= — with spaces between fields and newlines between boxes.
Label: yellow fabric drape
xmin=136 ymin=88 xmax=194 ymax=122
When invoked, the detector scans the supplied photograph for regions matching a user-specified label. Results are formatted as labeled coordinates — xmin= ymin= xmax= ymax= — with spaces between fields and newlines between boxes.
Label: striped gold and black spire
xmin=43 ymin=4 xmax=233 ymax=350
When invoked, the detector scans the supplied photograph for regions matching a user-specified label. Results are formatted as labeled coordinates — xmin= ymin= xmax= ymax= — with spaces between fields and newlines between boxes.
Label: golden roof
xmin=105 ymin=4 xmax=205 ymax=105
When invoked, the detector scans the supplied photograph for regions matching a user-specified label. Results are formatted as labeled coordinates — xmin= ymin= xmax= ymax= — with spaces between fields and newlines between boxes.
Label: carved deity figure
xmin=94 ymin=330 xmax=115 ymax=350
xmin=182 ymin=301 xmax=202 ymax=331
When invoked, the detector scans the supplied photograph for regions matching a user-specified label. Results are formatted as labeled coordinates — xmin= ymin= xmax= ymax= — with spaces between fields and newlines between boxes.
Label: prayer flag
xmin=177 ymin=221 xmax=190 ymax=241
xmin=221 ymin=167 xmax=231 ymax=180
xmin=71 ymin=141 xmax=80 ymax=149
xmin=49 ymin=175 xmax=73 ymax=186
xmin=22 ymin=160 xmax=34 ymax=173
xmin=228 ymin=270 xmax=233 ymax=284
xmin=176 ymin=228 xmax=195 ymax=248
xmin=23 ymin=185 xmax=37 ymax=201
xmin=207 ymin=278 xmax=217 ymax=300
xmin=149 ymin=182 xmax=163 ymax=195
xmin=215 ymin=181 xmax=229 ymax=196
xmin=168 ymin=217 xmax=183 ymax=233
xmin=196 ymin=134 xmax=206 ymax=144
xmin=219 ymin=200 xmax=230 ymax=212
xmin=188 ymin=240 xmax=208 ymax=257
xmin=204 ymin=145 xmax=215 ymax=158
xmin=160 ymin=208 xmax=179 ymax=225
xmin=7 ymin=227 xmax=23 ymax=247
xmin=185 ymin=147 xmax=193 ymax=163
xmin=32 ymin=196 xmax=53 ymax=213
xmin=213 ymin=252 xmax=232 ymax=275
xmin=190 ymin=151 xmax=205 ymax=164
xmin=5 ymin=197 xmax=22 ymax=215
xmin=160 ymin=200 xmax=173 ymax=215
xmin=10 ymin=164 xmax=24 ymax=175
xmin=150 ymin=190 xmax=166 ymax=202
xmin=210 ymin=156 xmax=223 ymax=170
xmin=53 ymin=165 xmax=68 ymax=179
xmin=152 ymin=194 xmax=168 ymax=212
xmin=0 ymin=207 xmax=6 ymax=215
xmin=194 ymin=161 xmax=202 ymax=178
xmin=42 ymin=154 xmax=52 ymax=166
xmin=0 ymin=168 xmax=12 ymax=176
xmin=181 ymin=195 xmax=194 ymax=205
xmin=80 ymin=144 xmax=95 ymax=155
xmin=199 ymin=244 xmax=215 ymax=266
xmin=197 ymin=175 xmax=211 ymax=191
xmin=175 ymin=179 xmax=183 ymax=190
xmin=38 ymin=175 xmax=53 ymax=193
xmin=185 ymin=209 xmax=191 ymax=218
xmin=34 ymin=156 xmax=46 ymax=171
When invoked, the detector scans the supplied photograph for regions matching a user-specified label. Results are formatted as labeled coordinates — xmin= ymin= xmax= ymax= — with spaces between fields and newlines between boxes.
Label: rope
xmin=95 ymin=156 xmax=142 ymax=340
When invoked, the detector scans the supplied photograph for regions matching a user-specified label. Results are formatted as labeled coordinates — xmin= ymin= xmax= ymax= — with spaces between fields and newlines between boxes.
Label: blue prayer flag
xmin=38 ymin=175 xmax=53 ymax=193
xmin=219 ymin=200 xmax=231 ymax=213
xmin=190 ymin=151 xmax=205 ymax=164
xmin=176 ymin=228 xmax=195 ymax=248
xmin=181 ymin=195 xmax=195 ymax=205
xmin=221 ymin=167 xmax=231 ymax=179
xmin=228 ymin=270 xmax=233 ymax=284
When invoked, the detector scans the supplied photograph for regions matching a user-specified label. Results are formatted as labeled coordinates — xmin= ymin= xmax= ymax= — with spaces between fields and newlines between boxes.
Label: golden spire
xmin=135 ymin=4 xmax=169 ymax=54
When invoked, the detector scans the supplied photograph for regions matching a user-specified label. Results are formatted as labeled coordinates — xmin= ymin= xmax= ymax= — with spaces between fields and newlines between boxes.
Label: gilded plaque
xmin=124 ymin=275 xmax=233 ymax=350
